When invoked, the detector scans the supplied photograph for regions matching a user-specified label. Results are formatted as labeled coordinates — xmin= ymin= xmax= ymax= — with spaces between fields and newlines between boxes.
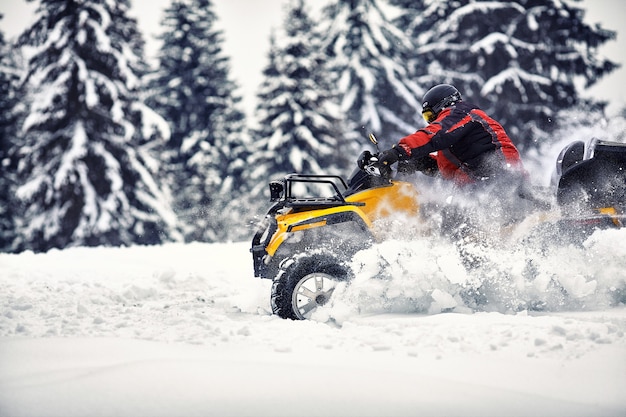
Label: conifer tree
xmin=13 ymin=0 xmax=182 ymax=252
xmin=320 ymin=0 xmax=424 ymax=148
xmin=248 ymin=0 xmax=346 ymax=200
xmin=0 ymin=19 xmax=20 ymax=252
xmin=148 ymin=0 xmax=247 ymax=242
xmin=392 ymin=0 xmax=619 ymax=150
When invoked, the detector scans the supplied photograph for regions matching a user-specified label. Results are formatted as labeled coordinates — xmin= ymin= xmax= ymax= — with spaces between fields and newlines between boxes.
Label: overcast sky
xmin=1 ymin=0 xmax=624 ymax=116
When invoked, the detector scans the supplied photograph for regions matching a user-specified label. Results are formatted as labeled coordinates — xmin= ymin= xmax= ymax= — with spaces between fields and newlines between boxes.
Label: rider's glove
xmin=378 ymin=146 xmax=405 ymax=166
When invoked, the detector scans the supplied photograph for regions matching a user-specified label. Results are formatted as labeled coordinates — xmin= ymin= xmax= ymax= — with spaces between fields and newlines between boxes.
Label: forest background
xmin=2 ymin=0 xmax=625 ymax=117
xmin=0 ymin=0 xmax=625 ymax=253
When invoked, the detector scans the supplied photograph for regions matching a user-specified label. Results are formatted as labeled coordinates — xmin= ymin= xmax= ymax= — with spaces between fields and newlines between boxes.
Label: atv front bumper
xmin=251 ymin=215 xmax=277 ymax=279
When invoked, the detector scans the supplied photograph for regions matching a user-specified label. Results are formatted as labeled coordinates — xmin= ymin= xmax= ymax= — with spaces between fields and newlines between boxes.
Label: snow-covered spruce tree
xmin=387 ymin=0 xmax=425 ymax=32
xmin=148 ymin=0 xmax=248 ymax=242
xmin=391 ymin=0 xmax=618 ymax=151
xmin=247 ymin=0 xmax=347 ymax=201
xmin=13 ymin=0 xmax=182 ymax=252
xmin=320 ymin=0 xmax=424 ymax=148
xmin=230 ymin=31 xmax=284 ymax=230
xmin=0 ymin=19 xmax=21 ymax=252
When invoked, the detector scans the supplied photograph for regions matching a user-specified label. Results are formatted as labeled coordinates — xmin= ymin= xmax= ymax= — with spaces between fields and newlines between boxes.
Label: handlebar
xmin=356 ymin=150 xmax=393 ymax=180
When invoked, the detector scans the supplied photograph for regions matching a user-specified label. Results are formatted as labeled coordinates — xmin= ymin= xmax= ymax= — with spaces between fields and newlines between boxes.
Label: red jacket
xmin=398 ymin=102 xmax=525 ymax=185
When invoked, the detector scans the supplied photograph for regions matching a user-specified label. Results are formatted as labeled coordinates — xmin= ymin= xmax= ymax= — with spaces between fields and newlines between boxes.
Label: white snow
xmin=1 ymin=236 xmax=625 ymax=416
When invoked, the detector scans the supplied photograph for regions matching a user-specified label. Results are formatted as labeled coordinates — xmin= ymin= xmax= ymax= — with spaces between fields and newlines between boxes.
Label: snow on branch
xmin=440 ymin=1 xmax=525 ymax=34
xmin=481 ymin=67 xmax=551 ymax=97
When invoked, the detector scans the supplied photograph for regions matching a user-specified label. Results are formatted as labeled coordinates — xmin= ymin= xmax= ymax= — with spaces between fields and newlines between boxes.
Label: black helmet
xmin=421 ymin=84 xmax=462 ymax=122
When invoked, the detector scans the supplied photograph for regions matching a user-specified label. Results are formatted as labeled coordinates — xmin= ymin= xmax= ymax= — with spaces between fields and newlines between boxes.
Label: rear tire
xmin=271 ymin=252 xmax=350 ymax=320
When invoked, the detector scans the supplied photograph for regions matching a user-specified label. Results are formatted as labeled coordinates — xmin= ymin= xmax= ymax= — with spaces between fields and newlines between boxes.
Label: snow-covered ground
xmin=1 ymin=231 xmax=625 ymax=416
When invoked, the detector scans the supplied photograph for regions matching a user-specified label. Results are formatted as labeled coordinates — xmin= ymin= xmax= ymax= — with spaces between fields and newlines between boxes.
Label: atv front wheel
xmin=271 ymin=253 xmax=349 ymax=320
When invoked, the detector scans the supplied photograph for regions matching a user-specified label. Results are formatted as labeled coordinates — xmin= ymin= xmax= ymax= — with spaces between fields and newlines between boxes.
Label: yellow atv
xmin=251 ymin=136 xmax=625 ymax=320
xmin=251 ymin=135 xmax=421 ymax=319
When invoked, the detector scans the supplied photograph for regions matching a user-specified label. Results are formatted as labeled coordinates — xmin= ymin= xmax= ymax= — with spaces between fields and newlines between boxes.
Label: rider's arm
xmin=398 ymin=108 xmax=468 ymax=159
xmin=397 ymin=126 xmax=439 ymax=159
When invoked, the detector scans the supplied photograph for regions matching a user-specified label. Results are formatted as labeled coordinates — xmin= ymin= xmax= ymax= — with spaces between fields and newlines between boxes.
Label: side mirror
xmin=269 ymin=180 xmax=284 ymax=202
xmin=368 ymin=132 xmax=380 ymax=153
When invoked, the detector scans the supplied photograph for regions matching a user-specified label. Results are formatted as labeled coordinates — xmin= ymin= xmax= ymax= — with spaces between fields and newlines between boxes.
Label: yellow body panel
xmin=265 ymin=181 xmax=419 ymax=257
xmin=597 ymin=207 xmax=623 ymax=226
xmin=345 ymin=181 xmax=419 ymax=222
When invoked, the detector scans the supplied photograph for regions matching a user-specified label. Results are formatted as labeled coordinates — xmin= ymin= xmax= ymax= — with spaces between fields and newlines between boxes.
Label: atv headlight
xmin=269 ymin=180 xmax=284 ymax=202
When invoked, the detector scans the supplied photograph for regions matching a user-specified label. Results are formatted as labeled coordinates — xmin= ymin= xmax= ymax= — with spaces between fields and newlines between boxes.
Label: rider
xmin=378 ymin=84 xmax=527 ymax=186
